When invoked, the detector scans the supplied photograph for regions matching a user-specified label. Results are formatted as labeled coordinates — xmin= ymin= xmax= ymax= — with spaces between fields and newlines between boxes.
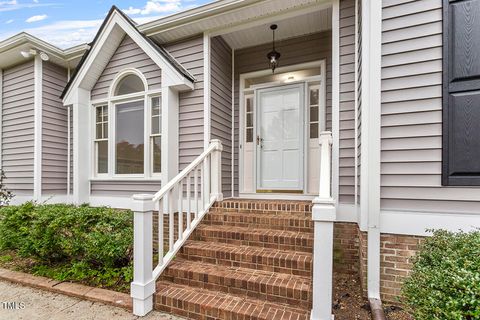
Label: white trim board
xmin=203 ymin=32 xmax=211 ymax=149
xmin=331 ymin=0 xmax=340 ymax=206
xmin=0 ymin=69 xmax=2 ymax=170
xmin=33 ymin=55 xmax=43 ymax=201
xmin=380 ymin=210 xmax=480 ymax=237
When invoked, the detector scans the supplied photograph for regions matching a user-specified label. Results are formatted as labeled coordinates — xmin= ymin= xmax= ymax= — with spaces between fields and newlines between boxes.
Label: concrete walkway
xmin=0 ymin=280 xmax=181 ymax=320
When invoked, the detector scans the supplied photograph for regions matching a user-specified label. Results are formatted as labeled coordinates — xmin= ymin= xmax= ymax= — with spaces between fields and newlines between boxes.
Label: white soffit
xmin=221 ymin=8 xmax=332 ymax=50
xmin=147 ymin=0 xmax=329 ymax=44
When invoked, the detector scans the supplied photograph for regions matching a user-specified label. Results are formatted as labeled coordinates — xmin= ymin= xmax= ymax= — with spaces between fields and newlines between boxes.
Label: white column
xmin=33 ymin=55 xmax=43 ymax=201
xmin=161 ymin=86 xmax=179 ymax=184
xmin=131 ymin=194 xmax=155 ymax=316
xmin=72 ymin=87 xmax=91 ymax=204
xmin=311 ymin=132 xmax=335 ymax=320
xmin=210 ymin=139 xmax=223 ymax=201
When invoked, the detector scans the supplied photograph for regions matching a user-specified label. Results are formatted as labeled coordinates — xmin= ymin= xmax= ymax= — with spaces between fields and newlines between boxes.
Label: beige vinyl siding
xmin=1 ymin=61 xmax=35 ymax=195
xmin=339 ymin=0 xmax=356 ymax=203
xmin=381 ymin=0 xmax=480 ymax=213
xmin=42 ymin=62 xmax=68 ymax=194
xmin=91 ymin=35 xmax=162 ymax=101
xmin=210 ymin=36 xmax=233 ymax=197
xmin=234 ymin=31 xmax=333 ymax=196
xmin=90 ymin=180 xmax=161 ymax=197
xmin=164 ymin=36 xmax=204 ymax=171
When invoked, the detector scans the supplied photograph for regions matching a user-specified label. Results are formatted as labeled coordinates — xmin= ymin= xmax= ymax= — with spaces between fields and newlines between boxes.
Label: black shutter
xmin=443 ymin=0 xmax=480 ymax=185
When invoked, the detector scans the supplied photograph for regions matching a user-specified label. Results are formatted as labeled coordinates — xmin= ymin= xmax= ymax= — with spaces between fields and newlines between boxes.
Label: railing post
xmin=131 ymin=194 xmax=155 ymax=317
xmin=210 ymin=139 xmax=223 ymax=201
xmin=311 ymin=131 xmax=336 ymax=320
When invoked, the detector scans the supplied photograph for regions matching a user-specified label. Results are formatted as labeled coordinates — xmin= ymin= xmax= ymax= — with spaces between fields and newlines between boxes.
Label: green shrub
xmin=0 ymin=169 xmax=13 ymax=206
xmin=0 ymin=203 xmax=133 ymax=290
xmin=402 ymin=230 xmax=480 ymax=320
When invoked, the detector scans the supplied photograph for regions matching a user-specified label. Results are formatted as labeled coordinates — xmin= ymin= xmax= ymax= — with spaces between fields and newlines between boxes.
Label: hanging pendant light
xmin=267 ymin=24 xmax=281 ymax=74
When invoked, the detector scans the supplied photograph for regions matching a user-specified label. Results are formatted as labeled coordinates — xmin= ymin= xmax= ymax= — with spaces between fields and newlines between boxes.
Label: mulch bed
xmin=332 ymin=272 xmax=413 ymax=320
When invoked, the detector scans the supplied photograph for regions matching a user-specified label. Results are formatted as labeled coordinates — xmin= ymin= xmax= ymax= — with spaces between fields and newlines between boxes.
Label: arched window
xmin=114 ymin=74 xmax=145 ymax=96
xmin=94 ymin=70 xmax=161 ymax=177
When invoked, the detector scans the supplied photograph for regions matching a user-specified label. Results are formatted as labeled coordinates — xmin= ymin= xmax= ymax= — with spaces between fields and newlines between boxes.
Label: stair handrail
xmin=130 ymin=139 xmax=223 ymax=317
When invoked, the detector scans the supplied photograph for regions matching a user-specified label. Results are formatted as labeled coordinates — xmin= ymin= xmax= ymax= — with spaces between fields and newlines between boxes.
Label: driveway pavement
xmin=0 ymin=280 xmax=181 ymax=320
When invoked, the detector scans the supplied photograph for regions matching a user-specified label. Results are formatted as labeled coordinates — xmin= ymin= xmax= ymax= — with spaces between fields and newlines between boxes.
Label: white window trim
xmin=91 ymin=69 xmax=163 ymax=180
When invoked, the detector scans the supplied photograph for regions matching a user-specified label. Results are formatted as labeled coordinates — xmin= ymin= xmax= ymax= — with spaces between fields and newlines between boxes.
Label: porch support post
xmin=72 ymin=87 xmax=91 ymax=204
xmin=311 ymin=132 xmax=335 ymax=320
xmin=131 ymin=194 xmax=155 ymax=316
xmin=210 ymin=139 xmax=223 ymax=201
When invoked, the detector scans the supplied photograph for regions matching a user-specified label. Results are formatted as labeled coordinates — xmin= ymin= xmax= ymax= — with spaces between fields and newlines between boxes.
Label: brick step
xmin=212 ymin=199 xmax=313 ymax=216
xmin=204 ymin=211 xmax=313 ymax=233
xmin=161 ymin=259 xmax=312 ymax=308
xmin=178 ymin=240 xmax=312 ymax=277
xmin=193 ymin=225 xmax=313 ymax=253
xmin=155 ymin=280 xmax=310 ymax=320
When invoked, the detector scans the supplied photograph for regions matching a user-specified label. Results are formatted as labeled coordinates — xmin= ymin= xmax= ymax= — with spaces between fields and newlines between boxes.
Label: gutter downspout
xmin=361 ymin=0 xmax=383 ymax=311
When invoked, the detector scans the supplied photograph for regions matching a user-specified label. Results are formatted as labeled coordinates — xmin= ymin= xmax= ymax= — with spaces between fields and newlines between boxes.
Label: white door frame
xmin=239 ymin=60 xmax=326 ymax=196
xmin=255 ymin=83 xmax=305 ymax=192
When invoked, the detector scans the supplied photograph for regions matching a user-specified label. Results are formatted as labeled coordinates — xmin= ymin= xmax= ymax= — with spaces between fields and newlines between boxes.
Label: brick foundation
xmin=358 ymin=231 xmax=424 ymax=303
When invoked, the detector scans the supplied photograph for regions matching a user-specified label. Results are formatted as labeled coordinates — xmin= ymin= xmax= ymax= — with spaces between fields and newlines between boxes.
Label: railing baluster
xmin=186 ymin=173 xmax=191 ymax=230
xmin=158 ymin=198 xmax=164 ymax=266
xmin=200 ymin=163 xmax=204 ymax=213
xmin=194 ymin=167 xmax=199 ymax=220
xmin=131 ymin=140 xmax=223 ymax=316
xmin=205 ymin=154 xmax=211 ymax=208
xmin=168 ymin=188 xmax=174 ymax=252
xmin=178 ymin=179 xmax=183 ymax=241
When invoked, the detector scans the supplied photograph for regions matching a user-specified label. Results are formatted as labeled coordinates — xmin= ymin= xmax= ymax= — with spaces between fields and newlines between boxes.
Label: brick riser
xmin=192 ymin=225 xmax=314 ymax=253
xmin=161 ymin=259 xmax=312 ymax=309
xmin=154 ymin=200 xmax=314 ymax=319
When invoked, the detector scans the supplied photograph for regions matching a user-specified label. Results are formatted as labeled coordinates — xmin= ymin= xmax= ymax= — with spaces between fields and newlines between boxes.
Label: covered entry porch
xmin=205 ymin=1 xmax=338 ymax=200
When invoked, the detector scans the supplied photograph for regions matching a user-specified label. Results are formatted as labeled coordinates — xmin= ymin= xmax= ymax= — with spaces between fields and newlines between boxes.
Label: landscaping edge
xmin=0 ymin=268 xmax=132 ymax=311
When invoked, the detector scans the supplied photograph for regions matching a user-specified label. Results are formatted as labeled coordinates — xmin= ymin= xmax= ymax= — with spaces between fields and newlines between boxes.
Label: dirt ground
xmin=332 ymin=273 xmax=413 ymax=320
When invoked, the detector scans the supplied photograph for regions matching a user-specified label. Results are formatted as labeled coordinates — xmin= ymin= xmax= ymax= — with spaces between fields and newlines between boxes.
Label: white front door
xmin=256 ymin=84 xmax=304 ymax=191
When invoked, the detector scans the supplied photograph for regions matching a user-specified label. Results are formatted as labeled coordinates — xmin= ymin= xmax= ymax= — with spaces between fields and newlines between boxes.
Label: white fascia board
xmin=0 ymin=32 xmax=87 ymax=62
xmin=63 ymin=11 xmax=193 ymax=105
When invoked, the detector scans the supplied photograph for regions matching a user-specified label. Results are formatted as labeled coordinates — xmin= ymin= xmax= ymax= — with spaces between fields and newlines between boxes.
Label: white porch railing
xmin=311 ymin=131 xmax=336 ymax=320
xmin=130 ymin=139 xmax=223 ymax=316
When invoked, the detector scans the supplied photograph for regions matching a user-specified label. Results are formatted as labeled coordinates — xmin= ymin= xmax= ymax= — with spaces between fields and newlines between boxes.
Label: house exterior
xmin=0 ymin=0 xmax=479 ymax=319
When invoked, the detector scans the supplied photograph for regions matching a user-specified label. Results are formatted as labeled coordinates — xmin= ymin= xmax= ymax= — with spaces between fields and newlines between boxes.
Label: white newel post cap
xmin=318 ymin=131 xmax=333 ymax=146
xmin=131 ymin=194 xmax=155 ymax=212
xmin=210 ymin=139 xmax=223 ymax=152
xmin=312 ymin=197 xmax=336 ymax=222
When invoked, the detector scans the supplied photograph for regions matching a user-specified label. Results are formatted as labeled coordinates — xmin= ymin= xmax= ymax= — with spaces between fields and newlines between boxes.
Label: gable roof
xmin=61 ymin=6 xmax=194 ymax=101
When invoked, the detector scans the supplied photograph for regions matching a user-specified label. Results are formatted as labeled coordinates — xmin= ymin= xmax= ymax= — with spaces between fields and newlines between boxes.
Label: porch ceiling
xmin=221 ymin=8 xmax=332 ymax=50
xmin=143 ymin=0 xmax=331 ymax=44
